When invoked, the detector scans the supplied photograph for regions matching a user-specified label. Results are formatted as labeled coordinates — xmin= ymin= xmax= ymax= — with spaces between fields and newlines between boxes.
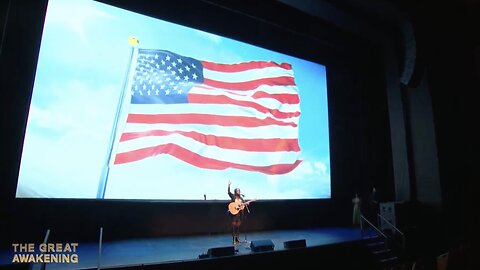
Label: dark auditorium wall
xmin=403 ymin=1 xmax=478 ymax=254
xmin=280 ymin=0 xmax=477 ymax=261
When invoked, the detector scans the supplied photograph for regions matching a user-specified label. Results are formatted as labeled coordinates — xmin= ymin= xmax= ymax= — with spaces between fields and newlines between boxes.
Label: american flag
xmin=113 ymin=49 xmax=301 ymax=175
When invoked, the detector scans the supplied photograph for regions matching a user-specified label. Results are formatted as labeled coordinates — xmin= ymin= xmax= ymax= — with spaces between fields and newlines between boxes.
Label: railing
xmin=30 ymin=229 xmax=50 ymax=270
xmin=377 ymin=214 xmax=406 ymax=250
xmin=360 ymin=215 xmax=388 ymax=249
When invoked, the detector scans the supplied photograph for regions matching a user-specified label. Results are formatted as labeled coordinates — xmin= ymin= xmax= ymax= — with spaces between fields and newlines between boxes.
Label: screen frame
xmin=11 ymin=0 xmax=338 ymax=202
xmin=0 ymin=0 xmax=394 ymax=231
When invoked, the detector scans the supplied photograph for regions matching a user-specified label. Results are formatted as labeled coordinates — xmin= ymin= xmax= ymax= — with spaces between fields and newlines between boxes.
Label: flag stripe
xmin=188 ymin=93 xmax=300 ymax=119
xmin=116 ymin=134 xmax=300 ymax=166
xmin=126 ymin=113 xmax=298 ymax=127
xmin=203 ymin=65 xmax=293 ymax=83
xmin=203 ymin=76 xmax=295 ymax=90
xmin=189 ymin=87 xmax=300 ymax=114
xmin=120 ymin=129 xmax=300 ymax=152
xmin=123 ymin=123 xmax=299 ymax=139
xmin=201 ymin=60 xmax=292 ymax=72
xmin=194 ymin=84 xmax=300 ymax=97
xmin=127 ymin=103 xmax=299 ymax=124
xmin=251 ymin=91 xmax=299 ymax=104
xmin=192 ymin=85 xmax=300 ymax=105
xmin=115 ymin=144 xmax=301 ymax=174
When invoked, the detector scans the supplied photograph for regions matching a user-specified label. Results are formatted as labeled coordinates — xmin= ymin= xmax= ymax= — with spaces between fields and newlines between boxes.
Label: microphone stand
xmin=243 ymin=203 xmax=250 ymax=244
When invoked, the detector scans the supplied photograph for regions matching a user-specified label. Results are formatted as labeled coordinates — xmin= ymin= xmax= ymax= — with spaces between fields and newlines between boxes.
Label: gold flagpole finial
xmin=128 ymin=36 xmax=139 ymax=46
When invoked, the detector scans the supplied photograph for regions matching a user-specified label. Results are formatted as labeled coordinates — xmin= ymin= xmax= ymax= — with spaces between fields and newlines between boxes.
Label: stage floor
xmin=1 ymin=227 xmax=365 ymax=270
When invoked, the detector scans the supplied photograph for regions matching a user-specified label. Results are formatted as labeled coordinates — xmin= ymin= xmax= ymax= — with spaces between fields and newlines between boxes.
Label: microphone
xmin=241 ymin=194 xmax=245 ymax=197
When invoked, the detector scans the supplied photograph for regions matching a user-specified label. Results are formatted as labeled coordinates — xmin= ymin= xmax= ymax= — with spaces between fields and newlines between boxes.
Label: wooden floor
xmin=0 ymin=227 xmax=367 ymax=270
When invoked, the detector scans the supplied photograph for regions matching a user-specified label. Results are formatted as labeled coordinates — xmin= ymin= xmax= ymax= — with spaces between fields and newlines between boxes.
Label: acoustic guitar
xmin=228 ymin=197 xmax=256 ymax=215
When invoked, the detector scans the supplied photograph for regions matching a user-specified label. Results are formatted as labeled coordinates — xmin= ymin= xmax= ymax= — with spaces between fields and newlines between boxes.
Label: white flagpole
xmin=96 ymin=37 xmax=139 ymax=199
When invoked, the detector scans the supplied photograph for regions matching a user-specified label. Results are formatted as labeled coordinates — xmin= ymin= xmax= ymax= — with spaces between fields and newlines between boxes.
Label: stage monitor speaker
xmin=250 ymin=239 xmax=274 ymax=252
xmin=283 ymin=239 xmax=306 ymax=249
xmin=207 ymin=246 xmax=235 ymax=257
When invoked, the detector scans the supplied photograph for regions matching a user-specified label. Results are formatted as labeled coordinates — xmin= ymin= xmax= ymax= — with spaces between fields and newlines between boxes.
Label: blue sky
xmin=16 ymin=0 xmax=330 ymax=200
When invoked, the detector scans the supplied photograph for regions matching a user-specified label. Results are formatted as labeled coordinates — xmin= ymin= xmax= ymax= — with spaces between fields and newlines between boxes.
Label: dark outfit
xmin=228 ymin=186 xmax=245 ymax=244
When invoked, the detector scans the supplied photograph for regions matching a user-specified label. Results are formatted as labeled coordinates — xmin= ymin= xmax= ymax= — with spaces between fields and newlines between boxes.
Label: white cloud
xmin=31 ymin=80 xmax=118 ymax=137
xmin=313 ymin=161 xmax=328 ymax=175
xmin=28 ymin=105 xmax=73 ymax=132
xmin=46 ymin=0 xmax=115 ymax=45
xmin=267 ymin=174 xmax=280 ymax=187
xmin=17 ymin=81 xmax=120 ymax=198
xmin=266 ymin=160 xmax=330 ymax=198
xmin=194 ymin=29 xmax=223 ymax=44
xmin=289 ymin=160 xmax=328 ymax=180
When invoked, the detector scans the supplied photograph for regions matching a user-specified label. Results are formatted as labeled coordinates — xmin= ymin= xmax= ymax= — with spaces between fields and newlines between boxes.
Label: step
xmin=372 ymin=248 xmax=391 ymax=255
xmin=366 ymin=241 xmax=385 ymax=247
xmin=379 ymin=256 xmax=399 ymax=264
xmin=362 ymin=235 xmax=379 ymax=240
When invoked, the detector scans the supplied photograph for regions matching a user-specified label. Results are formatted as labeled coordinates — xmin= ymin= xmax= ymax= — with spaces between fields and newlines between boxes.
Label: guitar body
xmin=228 ymin=198 xmax=256 ymax=215
xmin=228 ymin=198 xmax=245 ymax=215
